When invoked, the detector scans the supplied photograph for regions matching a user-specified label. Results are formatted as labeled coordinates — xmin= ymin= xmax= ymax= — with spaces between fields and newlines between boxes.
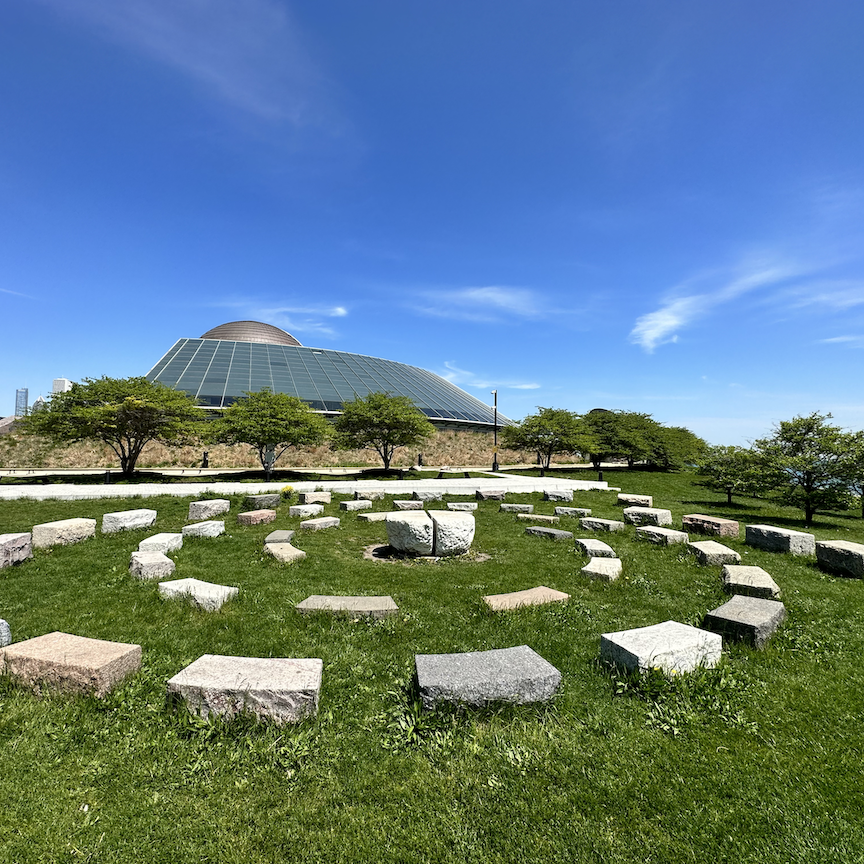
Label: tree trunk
xmin=727 ymin=489 xmax=733 ymax=505
xmin=804 ymin=503 xmax=815 ymax=526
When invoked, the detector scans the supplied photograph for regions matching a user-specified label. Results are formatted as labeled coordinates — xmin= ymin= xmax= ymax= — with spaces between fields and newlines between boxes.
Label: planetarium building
xmin=146 ymin=321 xmax=504 ymax=430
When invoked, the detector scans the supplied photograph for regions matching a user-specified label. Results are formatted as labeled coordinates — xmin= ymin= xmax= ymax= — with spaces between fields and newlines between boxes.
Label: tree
xmin=697 ymin=445 xmax=761 ymax=504
xmin=751 ymin=412 xmax=853 ymax=526
xmin=330 ymin=392 xmax=435 ymax=470
xmin=843 ymin=431 xmax=864 ymax=518
xmin=213 ymin=389 xmax=330 ymax=479
xmin=647 ymin=425 xmax=707 ymax=470
xmin=22 ymin=376 xmax=200 ymax=477
xmin=500 ymin=407 xmax=595 ymax=473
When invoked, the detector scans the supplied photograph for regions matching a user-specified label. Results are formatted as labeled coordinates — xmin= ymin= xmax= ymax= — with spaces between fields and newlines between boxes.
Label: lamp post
xmin=491 ymin=390 xmax=498 ymax=472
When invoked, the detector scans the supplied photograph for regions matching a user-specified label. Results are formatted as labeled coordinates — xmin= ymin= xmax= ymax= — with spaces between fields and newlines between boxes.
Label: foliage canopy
xmin=500 ymin=407 xmax=594 ymax=470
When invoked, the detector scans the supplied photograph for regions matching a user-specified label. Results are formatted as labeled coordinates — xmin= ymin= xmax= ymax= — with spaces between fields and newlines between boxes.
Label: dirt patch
xmin=362 ymin=544 xmax=490 ymax=564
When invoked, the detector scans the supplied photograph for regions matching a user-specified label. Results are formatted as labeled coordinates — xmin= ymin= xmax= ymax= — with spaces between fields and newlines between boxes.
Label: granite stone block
xmin=623 ymin=507 xmax=673 ymax=527
xmin=687 ymin=540 xmax=741 ymax=566
xmin=129 ymin=550 xmax=176 ymax=580
xmin=636 ymin=526 xmax=689 ymax=545
xmin=600 ymin=620 xmax=721 ymax=675
xmin=159 ymin=578 xmax=238 ymax=611
xmin=745 ymin=524 xmax=815 ymax=556
xmin=483 ymin=586 xmax=569 ymax=611
xmin=721 ymin=565 xmax=781 ymax=599
xmin=0 ymin=533 xmax=32 ymax=568
xmin=138 ymin=533 xmax=183 ymax=554
xmin=574 ymin=538 xmax=616 ymax=558
xmin=188 ymin=499 xmax=230 ymax=521
xmin=295 ymin=595 xmax=398 ymax=618
xmin=816 ymin=540 xmax=864 ymax=578
xmin=182 ymin=521 xmax=225 ymax=538
xmin=525 ymin=526 xmax=573 ymax=541
xmin=580 ymin=517 xmax=625 ymax=533
xmin=702 ymin=595 xmax=787 ymax=648
xmin=581 ymin=557 xmax=623 ymax=582
xmin=682 ymin=514 xmax=740 ymax=538
xmin=32 ymin=518 xmax=96 ymax=549
xmin=300 ymin=517 xmax=340 ymax=531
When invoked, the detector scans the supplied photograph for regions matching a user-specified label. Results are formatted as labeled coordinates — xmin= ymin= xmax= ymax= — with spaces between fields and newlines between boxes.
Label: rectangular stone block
xmin=574 ymin=538 xmax=616 ymax=558
xmin=300 ymin=516 xmax=340 ymax=531
xmin=702 ymin=595 xmax=787 ymax=648
xmin=816 ymin=540 xmax=864 ymax=578
xmin=516 ymin=513 xmax=559 ymax=524
xmin=0 ymin=620 xmax=10 ymax=648
xmin=182 ymin=520 xmax=225 ymax=538
xmin=617 ymin=493 xmax=653 ymax=508
xmin=245 ymin=493 xmax=281 ymax=509
xmin=623 ymin=507 xmax=673 ymax=527
xmin=188 ymin=499 xmax=230 ymax=521
xmin=340 ymin=499 xmax=372 ymax=511
xmin=159 ymin=578 xmax=238 ymax=611
xmin=682 ymin=514 xmax=740 ymax=538
xmin=265 ymin=542 xmax=307 ymax=564
xmin=0 ymin=632 xmax=141 ymax=697
xmin=265 ymin=529 xmax=295 ymax=545
xmin=636 ymin=526 xmax=689 ymax=545
xmin=483 ymin=586 xmax=569 ymax=611
xmin=447 ymin=502 xmax=478 ymax=511
xmin=525 ymin=526 xmax=573 ymax=541
xmin=299 ymin=492 xmax=331 ymax=505
xmin=745 ymin=525 xmax=815 ymax=556
xmin=138 ymin=533 xmax=183 ymax=554
xmin=721 ymin=565 xmax=781 ymax=599
xmin=289 ymin=504 xmax=324 ymax=518
xmin=0 ymin=533 xmax=32 ymax=568
xmin=600 ymin=620 xmax=721 ymax=675
xmin=581 ymin=557 xmax=622 ymax=582
xmin=555 ymin=507 xmax=591 ymax=518
xmin=32 ymin=518 xmax=96 ymax=549
xmin=580 ymin=517 xmax=625 ymax=533
xmin=543 ymin=489 xmax=573 ymax=502
xmin=500 ymin=503 xmax=534 ymax=513
xmin=413 ymin=490 xmax=443 ymax=502
xmin=687 ymin=540 xmax=741 ymax=566
xmin=431 ymin=511 xmax=475 ymax=557
xmin=102 ymin=509 xmax=157 ymax=533
xmin=357 ymin=512 xmax=389 ymax=522
xmin=237 ymin=509 xmax=277 ymax=526
xmin=355 ymin=489 xmax=386 ymax=500
xmin=475 ymin=489 xmax=506 ymax=500
xmin=393 ymin=500 xmax=424 ymax=510
xmin=129 ymin=550 xmax=176 ymax=580
xmin=296 ymin=595 xmax=398 ymax=618
xmin=386 ymin=511 xmax=434 ymax=555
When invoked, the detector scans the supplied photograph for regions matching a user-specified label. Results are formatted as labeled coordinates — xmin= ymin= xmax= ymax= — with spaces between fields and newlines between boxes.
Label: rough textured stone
xmin=483 ymin=586 xmax=569 ymax=611
xmin=447 ymin=502 xmax=478 ymax=511
xmin=340 ymin=499 xmax=372 ymax=511
xmin=555 ymin=507 xmax=591 ymax=518
xmin=745 ymin=524 xmax=815 ymax=556
xmin=500 ymin=503 xmax=534 ymax=513
xmin=682 ymin=514 xmax=740 ymax=538
xmin=159 ymin=578 xmax=239 ymax=611
xmin=623 ymin=507 xmax=673 ymax=527
xmin=102 ymin=508 xmax=157 ymax=533
xmin=431 ymin=511 xmax=475 ymax=556
xmin=574 ymin=538 xmax=616 ymax=558
xmin=516 ymin=513 xmax=560 ymax=524
xmin=413 ymin=490 xmax=444 ymax=502
xmin=129 ymin=550 xmax=176 ymax=580
xmin=264 ymin=529 xmax=295 ymax=545
xmin=636 ymin=526 xmax=689 ymax=545
xmin=415 ymin=645 xmax=561 ymax=710
xmin=386 ymin=512 xmax=434 ymax=555
xmin=188 ymin=499 xmax=230 ymax=521
xmin=0 ymin=533 xmax=32 ymax=568
xmin=167 ymin=654 xmax=322 ymax=724
xmin=581 ymin=557 xmax=623 ymax=582
xmin=182 ymin=520 xmax=225 ymax=538
xmin=0 ymin=619 xmax=10 ymax=647
xmin=355 ymin=489 xmax=386 ymax=500
xmin=816 ymin=540 xmax=864 ymax=578
xmin=580 ymin=517 xmax=625 ymax=533
xmin=357 ymin=512 xmax=389 ymax=523
xmin=300 ymin=517 xmax=340 ymax=531
xmin=688 ymin=540 xmax=741 ymax=566
xmin=138 ymin=533 xmax=183 ymax=554
xmin=299 ymin=492 xmax=331 ymax=505
xmin=32 ymin=518 xmax=96 ymax=549
xmin=543 ymin=489 xmax=573 ymax=502
xmin=721 ymin=565 xmax=781 ymax=599
xmin=289 ymin=504 xmax=325 ymax=518
xmin=237 ymin=509 xmax=277 ymax=526
xmin=618 ymin=493 xmax=653 ymax=508
xmin=525 ymin=526 xmax=573 ymax=541
xmin=475 ymin=489 xmax=506 ymax=500
xmin=0 ymin=631 xmax=141 ymax=697
xmin=393 ymin=500 xmax=424 ymax=511
xmin=296 ymin=595 xmax=398 ymax=618
xmin=600 ymin=621 xmax=722 ymax=675
xmin=702 ymin=595 xmax=787 ymax=648
xmin=245 ymin=493 xmax=281 ymax=509
xmin=265 ymin=542 xmax=306 ymax=564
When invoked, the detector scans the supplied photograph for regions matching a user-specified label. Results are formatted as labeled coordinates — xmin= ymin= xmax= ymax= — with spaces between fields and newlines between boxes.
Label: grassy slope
xmin=0 ymin=472 xmax=862 ymax=863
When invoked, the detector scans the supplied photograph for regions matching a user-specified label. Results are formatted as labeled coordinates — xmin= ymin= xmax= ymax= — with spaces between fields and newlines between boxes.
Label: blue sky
xmin=3 ymin=1 xmax=864 ymax=444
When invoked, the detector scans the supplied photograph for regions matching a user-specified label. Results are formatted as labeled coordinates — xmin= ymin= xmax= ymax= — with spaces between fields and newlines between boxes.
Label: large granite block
xmin=745 ymin=524 xmax=815 ymax=556
xmin=264 ymin=529 xmax=295 ymax=545
xmin=431 ymin=511 xmax=475 ymax=556
xmin=167 ymin=654 xmax=323 ymax=724
xmin=687 ymin=540 xmax=741 ymax=566
xmin=0 ymin=533 xmax=32 ymax=568
xmin=618 ymin=493 xmax=653 ymax=508
xmin=295 ymin=595 xmax=398 ymax=619
xmin=32 ymin=518 xmax=96 ymax=549
xmin=340 ymin=499 xmax=372 ymax=511
xmin=129 ymin=550 xmax=175 ymax=580
xmin=702 ymin=595 xmax=787 ymax=648
xmin=543 ymin=489 xmax=573 ymax=502
xmin=447 ymin=502 xmax=478 ymax=511
xmin=138 ymin=533 xmax=183 ymax=554
xmin=102 ymin=509 xmax=157 ymax=533
xmin=415 ymin=645 xmax=561 ymax=710
xmin=475 ymin=489 xmax=506 ymax=500
xmin=600 ymin=621 xmax=721 ymax=675
xmin=265 ymin=542 xmax=306 ymax=564
xmin=581 ymin=557 xmax=622 ymax=582
xmin=0 ymin=619 xmax=11 ymax=647
xmin=500 ymin=503 xmax=534 ymax=513
xmin=299 ymin=492 xmax=331 ymax=505
xmin=393 ymin=500 xmax=424 ymax=511
xmin=0 ymin=632 xmax=141 ymax=697
xmin=159 ymin=578 xmax=238 ymax=611
xmin=555 ymin=507 xmax=591 ymax=518
xmin=636 ymin=526 xmax=689 ymax=545
xmin=355 ymin=489 xmax=386 ymax=500
xmin=300 ymin=517 xmax=340 ymax=531
xmin=289 ymin=504 xmax=324 ymax=518
xmin=623 ymin=507 xmax=673 ymax=527
xmin=816 ymin=540 xmax=864 ymax=578
xmin=574 ymin=538 xmax=615 ymax=558
xmin=580 ymin=517 xmax=625 ymax=533
xmin=182 ymin=520 xmax=225 ymax=538
xmin=483 ymin=586 xmax=569 ymax=611
xmin=413 ymin=490 xmax=444 ymax=502
xmin=357 ymin=512 xmax=389 ymax=522
xmin=516 ymin=513 xmax=559 ymax=524
xmin=721 ymin=565 xmax=781 ymax=599
xmin=386 ymin=512 xmax=434 ymax=555
xmin=188 ymin=499 xmax=230 ymax=521
xmin=237 ymin=509 xmax=277 ymax=526
xmin=245 ymin=493 xmax=280 ymax=509
xmin=682 ymin=514 xmax=740 ymax=538
xmin=525 ymin=526 xmax=573 ymax=541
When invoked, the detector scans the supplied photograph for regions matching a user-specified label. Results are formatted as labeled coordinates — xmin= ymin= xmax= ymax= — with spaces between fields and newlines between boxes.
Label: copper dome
xmin=199 ymin=321 xmax=302 ymax=347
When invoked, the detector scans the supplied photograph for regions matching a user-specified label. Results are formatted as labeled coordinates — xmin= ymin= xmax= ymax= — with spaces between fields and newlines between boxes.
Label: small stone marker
xmin=574 ymin=538 xmax=616 ymax=558
xmin=413 ymin=490 xmax=443 ymax=502
xmin=618 ymin=493 xmax=653 ymax=508
xmin=357 ymin=512 xmax=389 ymax=522
xmin=816 ymin=540 xmax=864 ymax=578
xmin=555 ymin=507 xmax=591 ymax=518
xmin=543 ymin=489 xmax=573 ymax=502
xmin=415 ymin=645 xmax=561 ymax=710
xmin=32 ymin=518 xmax=96 ymax=549
xmin=188 ymin=499 xmax=230 ymax=521
xmin=580 ymin=517 xmax=625 ymax=533
xmin=299 ymin=492 xmax=331 ymax=505
xmin=355 ymin=489 xmax=385 ymax=500
xmin=264 ymin=529 xmax=295 ymax=545
xmin=702 ymin=595 xmax=787 ymax=648
xmin=129 ymin=550 xmax=175 ymax=580
xmin=340 ymin=499 xmax=372 ymax=511
xmin=516 ymin=513 xmax=559 ymax=524
xmin=0 ymin=619 xmax=11 ymax=648
xmin=159 ymin=578 xmax=238 ymax=611
xmin=447 ymin=502 xmax=478 ymax=511
xmin=245 ymin=493 xmax=280 ymax=509
xmin=476 ymin=489 xmax=506 ymax=501
xmin=295 ymin=595 xmax=398 ymax=619
xmin=265 ymin=543 xmax=306 ymax=564
xmin=386 ymin=511 xmax=434 ymax=555
xmin=581 ymin=557 xmax=623 ymax=582
xmin=623 ymin=507 xmax=673 ymax=527
xmin=182 ymin=520 xmax=225 ymax=538
xmin=682 ymin=514 xmax=739 ymax=538
xmin=635 ymin=526 xmax=689 ymax=545
xmin=687 ymin=540 xmax=741 ymax=566
xmin=0 ymin=631 xmax=141 ymax=697
xmin=393 ymin=500 xmax=424 ymax=511
xmin=289 ymin=504 xmax=324 ymax=518
xmin=431 ymin=511 xmax=475 ymax=556
xmin=0 ymin=533 xmax=32 ymax=568
xmin=745 ymin=524 xmax=815 ymax=556
xmin=721 ymin=565 xmax=780 ymax=599
xmin=138 ymin=533 xmax=183 ymax=554
xmin=500 ymin=503 xmax=534 ymax=513
xmin=237 ymin=509 xmax=277 ymax=526
xmin=167 ymin=654 xmax=322 ymax=724
xmin=525 ymin=526 xmax=573 ymax=541
xmin=483 ymin=586 xmax=569 ymax=611
xmin=301 ymin=516 xmax=340 ymax=531
xmin=600 ymin=620 xmax=721 ymax=675
xmin=102 ymin=509 xmax=157 ymax=533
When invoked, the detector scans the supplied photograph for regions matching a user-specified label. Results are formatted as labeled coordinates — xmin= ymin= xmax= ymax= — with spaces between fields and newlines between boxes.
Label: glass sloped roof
xmin=146 ymin=338 xmax=506 ymax=426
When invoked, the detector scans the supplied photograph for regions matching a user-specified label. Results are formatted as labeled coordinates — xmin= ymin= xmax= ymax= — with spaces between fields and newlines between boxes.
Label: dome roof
xmin=200 ymin=320 xmax=302 ymax=347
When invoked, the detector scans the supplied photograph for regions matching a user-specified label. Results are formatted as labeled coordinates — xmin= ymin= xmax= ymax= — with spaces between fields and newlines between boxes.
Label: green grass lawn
xmin=1 ymin=472 xmax=863 ymax=863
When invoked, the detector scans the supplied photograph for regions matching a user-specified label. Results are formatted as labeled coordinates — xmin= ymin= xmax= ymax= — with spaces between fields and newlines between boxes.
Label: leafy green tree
xmin=648 ymin=425 xmax=707 ymax=470
xmin=214 ymin=389 xmax=330 ymax=479
xmin=331 ymin=392 xmax=435 ymax=470
xmin=22 ymin=376 xmax=200 ymax=477
xmin=842 ymin=430 xmax=864 ymax=518
xmin=697 ymin=445 xmax=761 ymax=504
xmin=500 ymin=407 xmax=595 ymax=473
xmin=751 ymin=412 xmax=853 ymax=526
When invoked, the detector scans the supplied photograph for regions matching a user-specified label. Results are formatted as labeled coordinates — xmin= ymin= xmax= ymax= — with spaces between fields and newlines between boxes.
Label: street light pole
xmin=491 ymin=390 xmax=498 ymax=472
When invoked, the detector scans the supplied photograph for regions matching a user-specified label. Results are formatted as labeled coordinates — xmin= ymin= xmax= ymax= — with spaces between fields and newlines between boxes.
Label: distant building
xmin=14 ymin=388 xmax=28 ymax=417
xmin=52 ymin=378 xmax=73 ymax=394
xmin=30 ymin=395 xmax=47 ymax=413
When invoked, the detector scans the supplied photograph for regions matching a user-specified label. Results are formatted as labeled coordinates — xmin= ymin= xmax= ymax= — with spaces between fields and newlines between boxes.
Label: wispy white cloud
xmin=439 ymin=362 xmax=540 ymax=391
xmin=0 ymin=287 xmax=35 ymax=299
xmin=207 ymin=298 xmax=347 ymax=338
xmin=413 ymin=286 xmax=543 ymax=323
xmin=787 ymin=280 xmax=864 ymax=310
xmin=818 ymin=334 xmax=864 ymax=345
